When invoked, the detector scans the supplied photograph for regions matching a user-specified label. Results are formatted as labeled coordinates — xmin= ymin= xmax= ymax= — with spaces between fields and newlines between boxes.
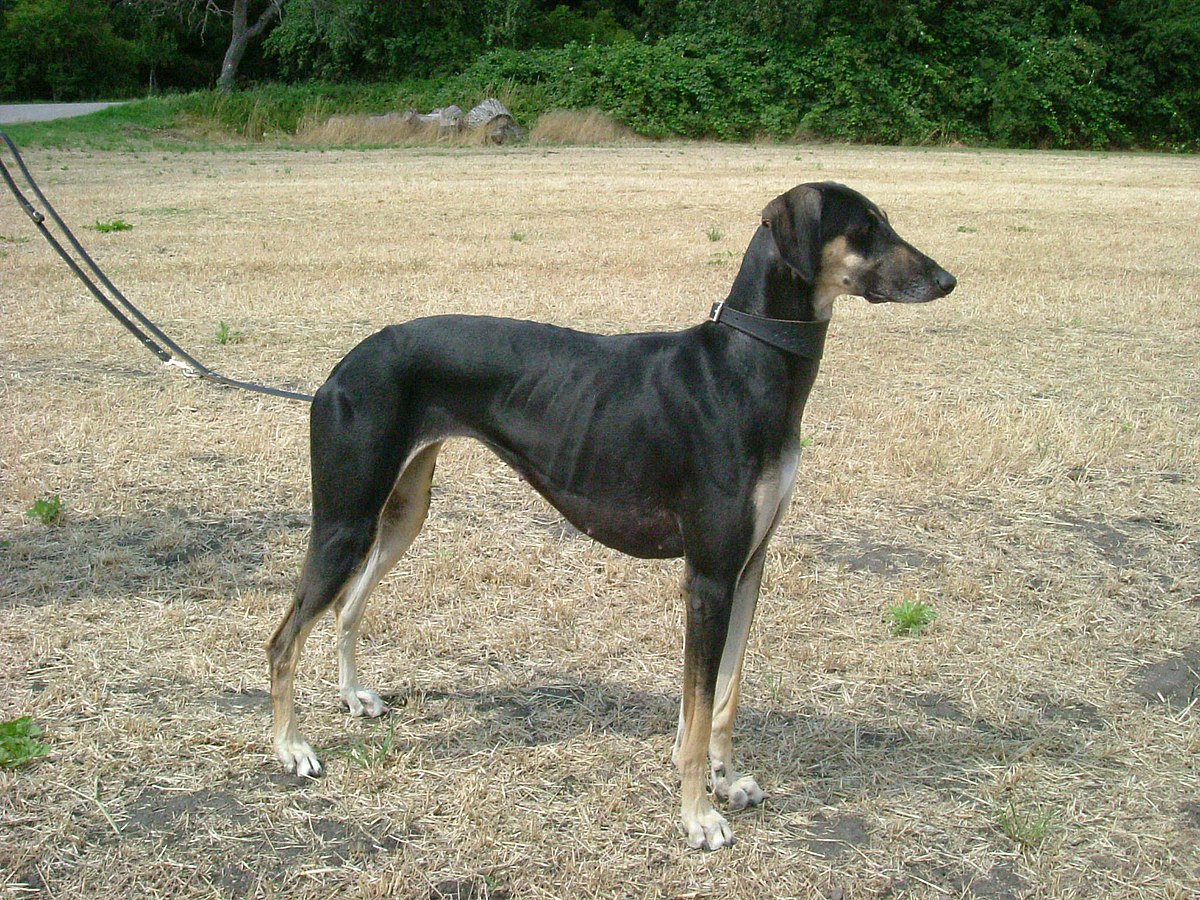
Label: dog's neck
xmin=711 ymin=226 xmax=830 ymax=361
xmin=724 ymin=226 xmax=832 ymax=323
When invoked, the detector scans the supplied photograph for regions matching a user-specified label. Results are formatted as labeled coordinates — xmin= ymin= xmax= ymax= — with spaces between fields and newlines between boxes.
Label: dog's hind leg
xmin=336 ymin=442 xmax=441 ymax=718
xmin=268 ymin=344 xmax=416 ymax=776
xmin=268 ymin=519 xmax=376 ymax=776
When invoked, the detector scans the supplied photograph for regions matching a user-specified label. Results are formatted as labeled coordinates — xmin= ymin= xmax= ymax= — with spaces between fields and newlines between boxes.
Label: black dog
xmin=268 ymin=182 xmax=956 ymax=850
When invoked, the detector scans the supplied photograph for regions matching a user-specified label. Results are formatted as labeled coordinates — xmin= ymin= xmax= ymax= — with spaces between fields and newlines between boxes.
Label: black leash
xmin=0 ymin=131 xmax=314 ymax=403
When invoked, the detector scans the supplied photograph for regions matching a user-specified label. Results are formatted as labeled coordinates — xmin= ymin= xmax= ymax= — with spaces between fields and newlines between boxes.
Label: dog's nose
xmin=934 ymin=269 xmax=957 ymax=295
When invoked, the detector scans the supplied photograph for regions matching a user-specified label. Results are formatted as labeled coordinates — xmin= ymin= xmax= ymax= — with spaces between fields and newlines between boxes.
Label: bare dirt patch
xmin=2 ymin=143 xmax=1198 ymax=897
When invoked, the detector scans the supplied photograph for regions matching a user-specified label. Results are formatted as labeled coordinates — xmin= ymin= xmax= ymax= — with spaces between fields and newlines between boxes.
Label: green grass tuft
xmin=346 ymin=720 xmax=398 ymax=770
xmin=215 ymin=321 xmax=244 ymax=345
xmin=998 ymin=802 xmax=1055 ymax=851
xmin=92 ymin=218 xmax=133 ymax=233
xmin=888 ymin=597 xmax=937 ymax=636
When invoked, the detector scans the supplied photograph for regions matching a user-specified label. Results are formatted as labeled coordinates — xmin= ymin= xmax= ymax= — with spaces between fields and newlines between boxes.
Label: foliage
xmin=1 ymin=0 xmax=1196 ymax=149
xmin=0 ymin=0 xmax=136 ymax=100
xmin=264 ymin=0 xmax=483 ymax=82
xmin=456 ymin=1 xmax=1197 ymax=148
xmin=0 ymin=716 xmax=50 ymax=768
xmin=887 ymin=597 xmax=937 ymax=637
xmin=215 ymin=321 xmax=244 ymax=344
xmin=25 ymin=495 xmax=63 ymax=525
xmin=92 ymin=218 xmax=133 ymax=233
xmin=532 ymin=4 xmax=634 ymax=48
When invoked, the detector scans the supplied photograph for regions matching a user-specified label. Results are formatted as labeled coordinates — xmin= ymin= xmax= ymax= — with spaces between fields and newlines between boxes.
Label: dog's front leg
xmin=677 ymin=565 xmax=736 ymax=850
xmin=708 ymin=549 xmax=768 ymax=812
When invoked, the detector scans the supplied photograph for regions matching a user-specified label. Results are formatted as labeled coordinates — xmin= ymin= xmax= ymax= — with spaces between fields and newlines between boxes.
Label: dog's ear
xmin=761 ymin=186 xmax=823 ymax=283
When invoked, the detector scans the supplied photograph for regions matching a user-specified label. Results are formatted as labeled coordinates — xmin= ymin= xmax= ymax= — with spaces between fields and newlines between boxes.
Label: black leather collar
xmin=709 ymin=300 xmax=829 ymax=360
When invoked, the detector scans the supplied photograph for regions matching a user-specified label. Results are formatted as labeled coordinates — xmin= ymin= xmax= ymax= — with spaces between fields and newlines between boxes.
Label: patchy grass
xmin=91 ymin=218 xmax=133 ymax=234
xmin=345 ymin=719 xmax=399 ymax=771
xmin=1 ymin=143 xmax=1198 ymax=898
xmin=294 ymin=113 xmax=509 ymax=148
xmin=999 ymin=801 xmax=1056 ymax=852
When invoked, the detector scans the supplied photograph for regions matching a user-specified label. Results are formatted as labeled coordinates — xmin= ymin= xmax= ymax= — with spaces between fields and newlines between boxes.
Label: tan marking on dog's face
xmin=811 ymin=235 xmax=866 ymax=320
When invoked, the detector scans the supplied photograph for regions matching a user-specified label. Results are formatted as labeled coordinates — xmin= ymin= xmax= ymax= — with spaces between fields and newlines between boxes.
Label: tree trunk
xmin=217 ymin=33 xmax=249 ymax=93
xmin=216 ymin=0 xmax=282 ymax=93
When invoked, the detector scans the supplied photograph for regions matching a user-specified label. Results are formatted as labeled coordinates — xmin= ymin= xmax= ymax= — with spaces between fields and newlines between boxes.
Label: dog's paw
xmin=714 ymin=772 xmax=766 ymax=812
xmin=276 ymin=740 xmax=323 ymax=777
xmin=342 ymin=687 xmax=388 ymax=718
xmin=682 ymin=805 xmax=735 ymax=851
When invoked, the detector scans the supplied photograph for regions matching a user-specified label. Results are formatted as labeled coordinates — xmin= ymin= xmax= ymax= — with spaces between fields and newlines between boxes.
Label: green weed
xmin=765 ymin=673 xmax=784 ymax=703
xmin=92 ymin=218 xmax=133 ymax=233
xmin=706 ymin=249 xmax=738 ymax=267
xmin=707 ymin=225 xmax=723 ymax=242
xmin=25 ymin=495 xmax=63 ymax=525
xmin=888 ymin=597 xmax=937 ymax=636
xmin=215 ymin=321 xmax=244 ymax=345
xmin=0 ymin=717 xmax=50 ymax=768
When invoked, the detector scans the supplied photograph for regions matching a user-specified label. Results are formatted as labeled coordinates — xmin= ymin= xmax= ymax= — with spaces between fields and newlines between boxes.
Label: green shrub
xmin=0 ymin=0 xmax=136 ymax=101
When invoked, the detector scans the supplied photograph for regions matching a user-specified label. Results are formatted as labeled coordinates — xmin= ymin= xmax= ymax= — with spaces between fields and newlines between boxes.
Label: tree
xmin=0 ymin=0 xmax=135 ymax=100
xmin=125 ymin=0 xmax=282 ymax=91
xmin=218 ymin=0 xmax=282 ymax=90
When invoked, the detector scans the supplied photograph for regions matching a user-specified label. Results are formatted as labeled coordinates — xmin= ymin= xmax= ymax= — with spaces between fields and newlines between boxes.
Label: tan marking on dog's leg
xmin=336 ymin=443 xmax=440 ymax=718
xmin=335 ymin=541 xmax=392 ymax=719
xmin=268 ymin=608 xmax=323 ymax=776
xmin=678 ymin=672 xmax=733 ymax=850
xmin=677 ymin=566 xmax=736 ymax=850
xmin=709 ymin=550 xmax=767 ymax=811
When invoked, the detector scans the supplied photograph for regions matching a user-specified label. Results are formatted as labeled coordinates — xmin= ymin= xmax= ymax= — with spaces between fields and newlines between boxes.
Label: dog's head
xmin=762 ymin=183 xmax=956 ymax=312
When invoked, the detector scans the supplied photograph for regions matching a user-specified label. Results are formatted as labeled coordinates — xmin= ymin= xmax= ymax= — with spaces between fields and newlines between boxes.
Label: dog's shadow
xmin=1 ymin=506 xmax=307 ymax=608
xmin=271 ymin=674 xmax=1100 ymax=801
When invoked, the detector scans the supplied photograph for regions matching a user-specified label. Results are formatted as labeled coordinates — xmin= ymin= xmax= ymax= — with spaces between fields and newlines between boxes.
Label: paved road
xmin=0 ymin=102 xmax=125 ymax=124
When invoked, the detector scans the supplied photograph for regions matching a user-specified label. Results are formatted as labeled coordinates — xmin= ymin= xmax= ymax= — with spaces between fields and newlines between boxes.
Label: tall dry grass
xmin=528 ymin=108 xmax=641 ymax=145
xmin=294 ymin=114 xmax=499 ymax=147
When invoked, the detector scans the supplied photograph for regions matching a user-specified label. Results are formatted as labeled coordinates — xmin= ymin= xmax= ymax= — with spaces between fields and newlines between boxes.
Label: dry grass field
xmin=1 ymin=140 xmax=1198 ymax=898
